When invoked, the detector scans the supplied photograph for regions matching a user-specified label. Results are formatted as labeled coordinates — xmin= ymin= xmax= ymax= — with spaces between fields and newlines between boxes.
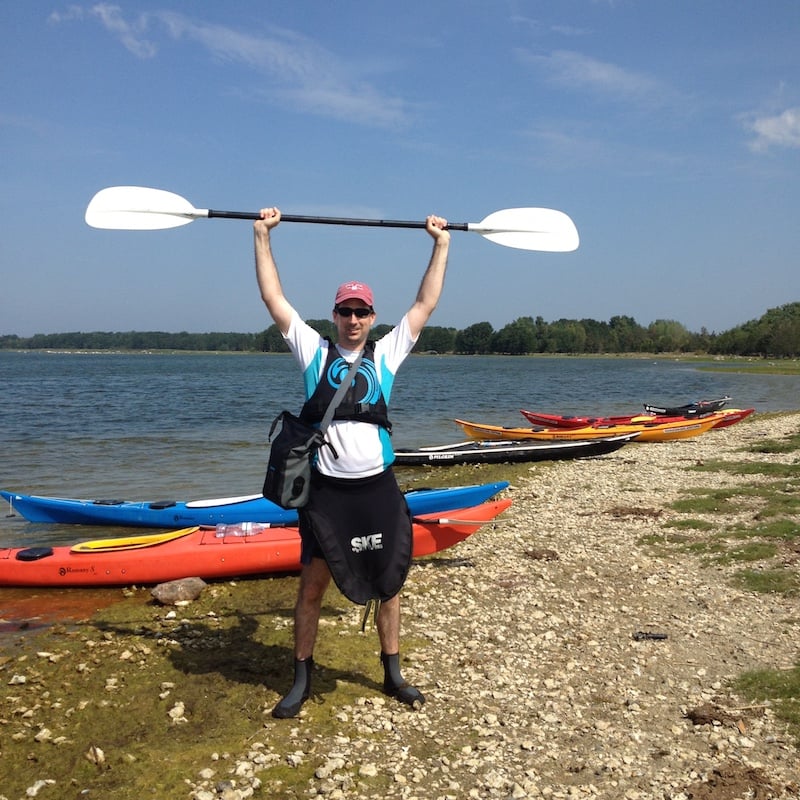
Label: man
xmin=254 ymin=207 xmax=450 ymax=719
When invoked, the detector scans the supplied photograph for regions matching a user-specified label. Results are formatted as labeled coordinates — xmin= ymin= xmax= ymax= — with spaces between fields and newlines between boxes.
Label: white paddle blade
xmin=470 ymin=207 xmax=579 ymax=252
xmin=85 ymin=186 xmax=209 ymax=230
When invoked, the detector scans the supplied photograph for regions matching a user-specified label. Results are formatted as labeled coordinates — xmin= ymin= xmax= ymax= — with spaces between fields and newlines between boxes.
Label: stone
xmin=151 ymin=577 xmax=207 ymax=605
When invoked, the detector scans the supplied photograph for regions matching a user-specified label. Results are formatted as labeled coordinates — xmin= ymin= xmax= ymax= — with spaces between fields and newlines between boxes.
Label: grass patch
xmin=668 ymin=488 xmax=747 ymax=515
xmin=684 ymin=540 xmax=728 ymax=558
xmin=755 ymin=492 xmax=800 ymax=520
xmin=727 ymin=518 xmax=800 ymax=541
xmin=731 ymin=568 xmax=800 ymax=596
xmin=662 ymin=518 xmax=716 ymax=531
xmin=649 ymin=418 xmax=800 ymax=594
xmin=668 ymin=474 xmax=799 ymax=522
xmin=748 ymin=430 xmax=800 ymax=454
xmin=733 ymin=664 xmax=800 ymax=745
xmin=395 ymin=459 xmax=537 ymax=491
xmin=697 ymin=360 xmax=800 ymax=375
xmin=713 ymin=541 xmax=778 ymax=565
xmin=691 ymin=459 xmax=800 ymax=478
xmin=636 ymin=531 xmax=695 ymax=556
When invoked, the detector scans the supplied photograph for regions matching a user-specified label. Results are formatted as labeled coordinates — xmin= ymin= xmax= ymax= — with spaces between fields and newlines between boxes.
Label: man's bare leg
xmin=377 ymin=594 xmax=425 ymax=708
xmin=376 ymin=594 xmax=400 ymax=654
xmin=272 ymin=558 xmax=331 ymax=718
xmin=294 ymin=557 xmax=331 ymax=658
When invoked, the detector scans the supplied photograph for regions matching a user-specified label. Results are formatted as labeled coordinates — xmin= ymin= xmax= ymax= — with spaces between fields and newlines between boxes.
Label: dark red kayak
xmin=519 ymin=398 xmax=752 ymax=431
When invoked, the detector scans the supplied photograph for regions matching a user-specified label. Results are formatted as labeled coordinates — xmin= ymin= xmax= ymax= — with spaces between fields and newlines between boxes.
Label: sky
xmin=1 ymin=1 xmax=799 ymax=338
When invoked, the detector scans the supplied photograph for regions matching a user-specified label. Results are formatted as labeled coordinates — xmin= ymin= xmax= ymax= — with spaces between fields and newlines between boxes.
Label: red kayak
xmin=0 ymin=499 xmax=511 ymax=587
xmin=519 ymin=407 xmax=754 ymax=430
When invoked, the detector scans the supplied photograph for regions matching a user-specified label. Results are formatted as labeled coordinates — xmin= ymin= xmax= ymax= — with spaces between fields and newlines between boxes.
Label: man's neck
xmin=336 ymin=340 xmax=367 ymax=357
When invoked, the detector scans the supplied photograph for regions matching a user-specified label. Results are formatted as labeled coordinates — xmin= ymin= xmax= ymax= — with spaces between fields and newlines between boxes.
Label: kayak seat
xmin=16 ymin=546 xmax=54 ymax=561
xmin=148 ymin=501 xmax=178 ymax=510
xmin=92 ymin=499 xmax=127 ymax=506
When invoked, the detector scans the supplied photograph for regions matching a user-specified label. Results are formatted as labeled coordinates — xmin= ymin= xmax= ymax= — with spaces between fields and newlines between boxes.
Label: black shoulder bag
xmin=262 ymin=352 xmax=363 ymax=509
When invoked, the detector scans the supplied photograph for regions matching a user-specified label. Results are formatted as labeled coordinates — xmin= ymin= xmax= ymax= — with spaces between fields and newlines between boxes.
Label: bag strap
xmin=319 ymin=350 xmax=363 ymax=434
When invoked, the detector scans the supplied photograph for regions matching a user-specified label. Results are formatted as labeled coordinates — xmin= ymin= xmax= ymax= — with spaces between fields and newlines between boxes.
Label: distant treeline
xmin=3 ymin=301 xmax=799 ymax=358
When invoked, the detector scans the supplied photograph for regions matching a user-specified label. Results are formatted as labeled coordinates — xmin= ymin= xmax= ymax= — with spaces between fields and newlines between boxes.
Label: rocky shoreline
xmin=2 ymin=412 xmax=799 ymax=799
xmin=197 ymin=412 xmax=800 ymax=800
xmin=391 ymin=412 xmax=800 ymax=800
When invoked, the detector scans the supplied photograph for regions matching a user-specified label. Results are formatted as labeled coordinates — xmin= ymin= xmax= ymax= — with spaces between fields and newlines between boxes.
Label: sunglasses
xmin=334 ymin=306 xmax=373 ymax=319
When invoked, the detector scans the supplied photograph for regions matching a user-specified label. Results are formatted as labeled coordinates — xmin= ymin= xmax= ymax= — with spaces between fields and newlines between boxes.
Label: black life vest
xmin=299 ymin=339 xmax=392 ymax=432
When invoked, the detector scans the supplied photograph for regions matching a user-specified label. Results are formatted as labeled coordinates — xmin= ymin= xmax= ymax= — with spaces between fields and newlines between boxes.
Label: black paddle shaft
xmin=207 ymin=208 xmax=468 ymax=231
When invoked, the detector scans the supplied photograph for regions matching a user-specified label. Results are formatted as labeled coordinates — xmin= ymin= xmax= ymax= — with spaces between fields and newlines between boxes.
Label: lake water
xmin=2 ymin=349 xmax=799 ymax=549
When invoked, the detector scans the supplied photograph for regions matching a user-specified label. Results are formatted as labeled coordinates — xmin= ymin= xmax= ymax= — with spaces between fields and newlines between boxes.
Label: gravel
xmin=191 ymin=412 xmax=800 ymax=800
xmin=6 ymin=412 xmax=797 ymax=800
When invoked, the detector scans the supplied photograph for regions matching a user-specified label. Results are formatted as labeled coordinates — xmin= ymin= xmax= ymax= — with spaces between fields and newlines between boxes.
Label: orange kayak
xmin=0 ymin=499 xmax=511 ymax=587
xmin=455 ymin=414 xmax=724 ymax=443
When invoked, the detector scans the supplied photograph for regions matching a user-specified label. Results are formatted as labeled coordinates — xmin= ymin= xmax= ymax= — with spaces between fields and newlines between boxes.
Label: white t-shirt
xmin=283 ymin=311 xmax=418 ymax=478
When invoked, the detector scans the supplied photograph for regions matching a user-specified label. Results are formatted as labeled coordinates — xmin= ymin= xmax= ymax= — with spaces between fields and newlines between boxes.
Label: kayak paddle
xmin=85 ymin=186 xmax=579 ymax=252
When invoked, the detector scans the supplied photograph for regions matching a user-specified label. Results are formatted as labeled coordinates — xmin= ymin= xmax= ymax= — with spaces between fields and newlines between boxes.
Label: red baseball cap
xmin=334 ymin=281 xmax=374 ymax=307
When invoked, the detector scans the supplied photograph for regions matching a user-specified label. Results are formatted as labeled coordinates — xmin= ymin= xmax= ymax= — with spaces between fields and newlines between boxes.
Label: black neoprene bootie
xmin=272 ymin=657 xmax=313 ymax=719
xmin=381 ymin=651 xmax=425 ymax=708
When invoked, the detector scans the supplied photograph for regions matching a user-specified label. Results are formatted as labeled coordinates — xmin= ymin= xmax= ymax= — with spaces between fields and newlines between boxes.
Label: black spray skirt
xmin=299 ymin=467 xmax=412 ymax=605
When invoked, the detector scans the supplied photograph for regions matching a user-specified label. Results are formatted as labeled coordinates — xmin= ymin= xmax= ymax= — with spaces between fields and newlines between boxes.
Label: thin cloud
xmin=49 ymin=4 xmax=156 ymax=58
xmin=518 ymin=48 xmax=673 ymax=107
xmin=0 ymin=112 xmax=51 ymax=137
xmin=520 ymin=122 xmax=687 ymax=176
xmin=277 ymin=83 xmax=410 ymax=129
xmin=743 ymin=107 xmax=800 ymax=153
xmin=550 ymin=25 xmax=591 ymax=37
xmin=49 ymin=4 xmax=410 ymax=128
xmin=509 ymin=14 xmax=589 ymax=37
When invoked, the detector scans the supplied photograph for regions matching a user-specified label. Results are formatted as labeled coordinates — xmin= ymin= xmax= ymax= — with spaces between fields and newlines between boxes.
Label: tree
xmin=759 ymin=302 xmax=800 ymax=357
xmin=647 ymin=319 xmax=692 ymax=353
xmin=542 ymin=319 xmax=587 ymax=353
xmin=768 ymin=318 xmax=800 ymax=356
xmin=609 ymin=315 xmax=646 ymax=352
xmin=710 ymin=302 xmax=800 ymax=357
xmin=455 ymin=322 xmax=494 ymax=354
xmin=372 ymin=323 xmax=394 ymax=340
xmin=306 ymin=319 xmax=337 ymax=340
xmin=415 ymin=326 xmax=457 ymax=353
xmin=258 ymin=325 xmax=289 ymax=352
xmin=4 ymin=302 xmax=799 ymax=356
xmin=691 ymin=326 xmax=715 ymax=352
xmin=579 ymin=318 xmax=610 ymax=353
xmin=492 ymin=317 xmax=537 ymax=354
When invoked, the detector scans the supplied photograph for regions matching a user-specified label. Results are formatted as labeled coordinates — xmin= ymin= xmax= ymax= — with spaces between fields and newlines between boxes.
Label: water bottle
xmin=214 ymin=522 xmax=270 ymax=538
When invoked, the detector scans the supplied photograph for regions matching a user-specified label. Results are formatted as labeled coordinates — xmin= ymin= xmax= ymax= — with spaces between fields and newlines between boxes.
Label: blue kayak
xmin=0 ymin=481 xmax=509 ymax=528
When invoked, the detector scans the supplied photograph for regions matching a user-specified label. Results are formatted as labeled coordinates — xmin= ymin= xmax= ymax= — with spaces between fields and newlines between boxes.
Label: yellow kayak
xmin=454 ymin=413 xmax=724 ymax=443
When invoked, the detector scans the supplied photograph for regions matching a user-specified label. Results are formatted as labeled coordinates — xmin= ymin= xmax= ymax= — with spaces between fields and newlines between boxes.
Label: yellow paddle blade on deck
xmin=71 ymin=527 xmax=199 ymax=553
